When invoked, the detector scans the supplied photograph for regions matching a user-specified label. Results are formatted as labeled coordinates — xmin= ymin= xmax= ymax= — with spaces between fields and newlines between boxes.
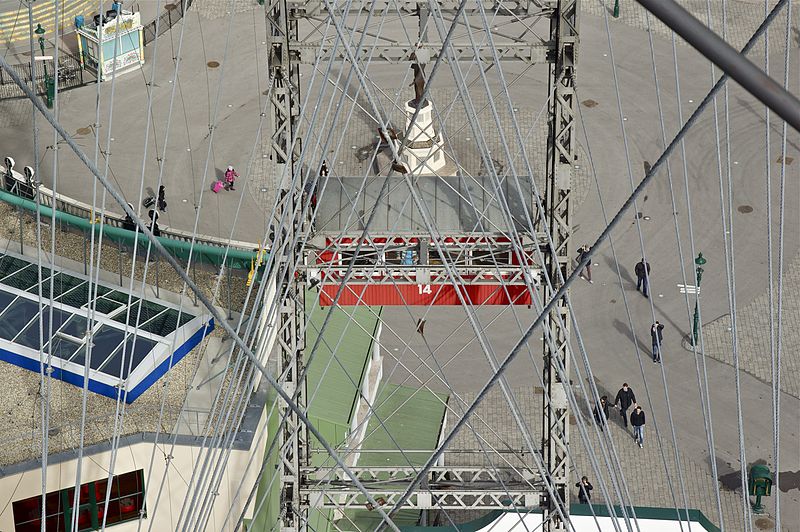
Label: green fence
xmin=0 ymin=188 xmax=261 ymax=270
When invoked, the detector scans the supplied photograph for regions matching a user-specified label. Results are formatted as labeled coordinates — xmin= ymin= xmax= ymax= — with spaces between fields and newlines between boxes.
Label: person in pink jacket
xmin=224 ymin=165 xmax=239 ymax=191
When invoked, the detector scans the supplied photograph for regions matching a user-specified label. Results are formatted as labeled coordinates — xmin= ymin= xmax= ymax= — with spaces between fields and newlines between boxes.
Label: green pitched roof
xmin=306 ymin=296 xmax=381 ymax=431
xmin=347 ymin=383 xmax=449 ymax=529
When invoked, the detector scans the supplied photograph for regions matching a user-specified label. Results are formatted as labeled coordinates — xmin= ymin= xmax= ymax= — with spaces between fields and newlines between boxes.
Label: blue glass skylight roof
xmin=0 ymin=251 xmax=214 ymax=403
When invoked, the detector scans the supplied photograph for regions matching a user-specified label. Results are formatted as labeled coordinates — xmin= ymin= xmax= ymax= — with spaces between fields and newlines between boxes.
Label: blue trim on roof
xmin=0 ymin=317 xmax=214 ymax=404
xmin=0 ymin=344 xmax=123 ymax=401
xmin=399 ymin=504 xmax=720 ymax=532
xmin=125 ymin=318 xmax=214 ymax=402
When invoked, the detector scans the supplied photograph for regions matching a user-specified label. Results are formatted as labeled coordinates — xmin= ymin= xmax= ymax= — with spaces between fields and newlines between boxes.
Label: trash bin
xmin=45 ymin=76 xmax=55 ymax=109
xmin=748 ymin=464 xmax=772 ymax=514
xmin=74 ymin=15 xmax=84 ymax=29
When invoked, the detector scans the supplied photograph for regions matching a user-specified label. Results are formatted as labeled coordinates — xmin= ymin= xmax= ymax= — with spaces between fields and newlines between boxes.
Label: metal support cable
xmin=98 ymin=14 xmax=166 ymax=529
xmin=641 ymin=5 xmax=724 ymax=528
xmin=772 ymin=3 xmax=792 ymax=528
xmin=71 ymin=0 xmax=117 ymax=519
xmin=668 ymin=9 xmax=726 ymax=525
xmin=635 ymin=0 xmax=800 ymax=133
xmin=312 ymin=2 xmax=577 ymax=523
xmin=427 ymin=5 xmax=634 ymax=526
xmin=0 ymin=55 xmax=406 ymax=532
xmin=174 ymin=1 xmax=260 ymax=525
xmin=452 ymin=6 xmax=635 ymax=525
xmin=376 ymin=0 xmax=791 ymax=523
xmin=169 ymin=78 xmax=278 ymax=532
xmin=599 ymin=2 xmax=692 ymax=528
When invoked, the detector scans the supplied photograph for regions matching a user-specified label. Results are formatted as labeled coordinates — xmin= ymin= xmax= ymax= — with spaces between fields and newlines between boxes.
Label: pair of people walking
xmin=614 ymin=383 xmax=646 ymax=448
xmin=143 ymin=185 xmax=167 ymax=212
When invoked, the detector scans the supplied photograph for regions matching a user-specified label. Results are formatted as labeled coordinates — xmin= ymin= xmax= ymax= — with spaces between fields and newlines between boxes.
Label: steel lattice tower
xmin=264 ymin=1 xmax=579 ymax=530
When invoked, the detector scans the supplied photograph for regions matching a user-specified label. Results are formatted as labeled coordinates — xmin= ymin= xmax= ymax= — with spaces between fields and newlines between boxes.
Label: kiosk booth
xmin=76 ymin=5 xmax=144 ymax=82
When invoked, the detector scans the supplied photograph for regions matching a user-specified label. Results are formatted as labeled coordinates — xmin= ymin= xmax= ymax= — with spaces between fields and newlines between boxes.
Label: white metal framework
xmin=266 ymin=0 xmax=579 ymax=529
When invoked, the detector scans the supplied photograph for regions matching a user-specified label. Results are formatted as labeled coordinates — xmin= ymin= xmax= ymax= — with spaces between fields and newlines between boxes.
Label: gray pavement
xmin=1 ymin=0 xmax=799 ymax=529
xmin=380 ymin=5 xmax=800 ymax=531
xmin=445 ymin=386 xmax=748 ymax=529
xmin=1 ymin=4 xmax=272 ymax=244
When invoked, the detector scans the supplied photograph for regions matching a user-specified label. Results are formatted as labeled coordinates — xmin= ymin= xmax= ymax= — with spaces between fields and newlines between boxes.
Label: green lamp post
xmin=613 ymin=0 xmax=620 ymax=18
xmin=692 ymin=252 xmax=707 ymax=345
xmin=34 ymin=23 xmax=54 ymax=109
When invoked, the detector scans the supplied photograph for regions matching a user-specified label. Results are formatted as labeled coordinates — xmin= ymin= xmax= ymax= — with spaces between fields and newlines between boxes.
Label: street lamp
xmin=692 ymin=252 xmax=707 ymax=345
xmin=34 ymin=23 xmax=54 ymax=109
xmin=613 ymin=0 xmax=620 ymax=17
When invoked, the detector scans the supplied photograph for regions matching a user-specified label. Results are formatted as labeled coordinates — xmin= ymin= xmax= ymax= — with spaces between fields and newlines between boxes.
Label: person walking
xmin=122 ymin=202 xmax=136 ymax=231
xmin=630 ymin=405 xmax=646 ymax=448
xmin=157 ymin=185 xmax=167 ymax=212
xmin=147 ymin=209 xmax=161 ymax=237
xmin=614 ymin=383 xmax=636 ymax=429
xmin=635 ymin=258 xmax=650 ymax=297
xmin=224 ymin=166 xmax=239 ymax=191
xmin=593 ymin=395 xmax=610 ymax=432
xmin=577 ymin=244 xmax=592 ymax=283
xmin=651 ymin=321 xmax=665 ymax=363
xmin=575 ymin=476 xmax=593 ymax=504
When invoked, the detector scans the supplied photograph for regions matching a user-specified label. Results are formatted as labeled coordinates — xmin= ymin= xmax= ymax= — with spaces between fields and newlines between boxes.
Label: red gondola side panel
xmin=319 ymin=283 xmax=532 ymax=306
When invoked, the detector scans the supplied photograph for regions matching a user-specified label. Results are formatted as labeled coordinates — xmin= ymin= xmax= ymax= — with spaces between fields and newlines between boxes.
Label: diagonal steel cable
xmin=375 ymin=0 xmax=791 ymax=524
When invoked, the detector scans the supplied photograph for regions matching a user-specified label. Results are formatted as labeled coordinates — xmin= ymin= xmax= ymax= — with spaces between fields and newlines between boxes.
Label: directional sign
xmin=677 ymin=284 xmax=700 ymax=295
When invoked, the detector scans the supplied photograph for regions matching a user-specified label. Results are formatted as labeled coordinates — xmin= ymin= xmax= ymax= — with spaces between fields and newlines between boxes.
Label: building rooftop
xmin=314 ymin=174 xmax=537 ymax=236
xmin=0 ymin=250 xmax=212 ymax=404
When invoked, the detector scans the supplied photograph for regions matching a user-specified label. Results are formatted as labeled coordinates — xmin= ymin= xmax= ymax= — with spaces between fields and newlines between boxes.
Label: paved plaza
xmin=0 ymin=0 xmax=799 ymax=529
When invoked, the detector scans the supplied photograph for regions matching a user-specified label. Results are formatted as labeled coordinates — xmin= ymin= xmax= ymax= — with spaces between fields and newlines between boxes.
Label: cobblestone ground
xmin=701 ymin=252 xmax=800 ymax=399
xmin=445 ymin=386 xmax=749 ymax=529
xmin=295 ymin=86 xmax=592 ymax=208
xmin=0 ymin=201 xmax=253 ymax=467
xmin=585 ymin=0 xmax=798 ymax=58
xmin=193 ymin=0 xmax=261 ymax=20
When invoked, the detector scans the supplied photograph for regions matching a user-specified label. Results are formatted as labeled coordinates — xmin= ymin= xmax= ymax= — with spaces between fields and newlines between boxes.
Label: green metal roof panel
xmin=305 ymin=295 xmax=380 ymax=427
xmin=358 ymin=383 xmax=448 ymax=467
xmin=347 ymin=383 xmax=448 ymax=530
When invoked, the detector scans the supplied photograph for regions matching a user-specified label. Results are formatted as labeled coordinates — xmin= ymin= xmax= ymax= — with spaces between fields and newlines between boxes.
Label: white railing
xmin=2 ymin=165 xmax=260 ymax=252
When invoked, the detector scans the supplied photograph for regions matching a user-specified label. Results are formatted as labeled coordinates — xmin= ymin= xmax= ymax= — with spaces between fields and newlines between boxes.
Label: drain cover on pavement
xmin=76 ymin=127 xmax=91 ymax=135
xmin=207 ymin=61 xmax=220 ymax=68
xmin=581 ymin=99 xmax=598 ymax=108
xmin=754 ymin=517 xmax=774 ymax=530
xmin=738 ymin=205 xmax=754 ymax=214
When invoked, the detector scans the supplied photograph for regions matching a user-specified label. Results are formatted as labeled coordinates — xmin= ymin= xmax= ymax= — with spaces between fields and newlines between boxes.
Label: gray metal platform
xmin=314 ymin=174 xmax=539 ymax=236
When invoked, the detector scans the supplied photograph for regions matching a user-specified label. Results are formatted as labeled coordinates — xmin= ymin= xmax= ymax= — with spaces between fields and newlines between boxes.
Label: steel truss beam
xmin=301 ymin=467 xmax=543 ymax=510
xmin=318 ymin=267 xmax=539 ymax=286
xmin=266 ymin=0 xmax=301 ymax=182
xmin=311 ymin=235 xmax=543 ymax=285
xmin=291 ymin=42 xmax=552 ymax=65
xmin=267 ymin=1 xmax=308 ymax=530
xmin=287 ymin=0 xmax=552 ymax=18
xmin=540 ymin=0 xmax=577 ymax=530
xmin=267 ymin=0 xmax=576 ymax=526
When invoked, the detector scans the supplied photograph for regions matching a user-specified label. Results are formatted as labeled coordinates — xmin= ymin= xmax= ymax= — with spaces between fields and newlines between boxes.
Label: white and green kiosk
xmin=75 ymin=6 xmax=144 ymax=82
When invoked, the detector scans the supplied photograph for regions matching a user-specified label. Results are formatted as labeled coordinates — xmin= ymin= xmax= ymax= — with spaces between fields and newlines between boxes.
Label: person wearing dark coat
xmin=635 ymin=258 xmax=651 ymax=297
xmin=593 ymin=395 xmax=610 ymax=431
xmin=630 ymin=405 xmax=646 ymax=448
xmin=157 ymin=185 xmax=167 ymax=212
xmin=575 ymin=476 xmax=593 ymax=503
xmin=148 ymin=209 xmax=161 ymax=237
xmin=577 ymin=244 xmax=592 ymax=283
xmin=651 ymin=321 xmax=665 ymax=363
xmin=122 ymin=202 xmax=137 ymax=231
xmin=614 ymin=383 xmax=636 ymax=428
